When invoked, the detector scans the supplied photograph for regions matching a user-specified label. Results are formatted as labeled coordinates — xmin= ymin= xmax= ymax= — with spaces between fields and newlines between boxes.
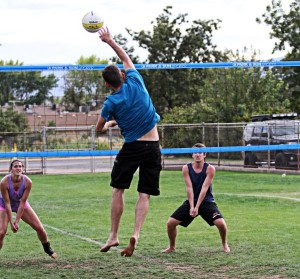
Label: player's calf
xmin=42 ymin=241 xmax=58 ymax=259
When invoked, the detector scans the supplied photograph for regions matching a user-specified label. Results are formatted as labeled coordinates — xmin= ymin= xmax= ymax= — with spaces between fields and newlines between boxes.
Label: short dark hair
xmin=192 ymin=143 xmax=206 ymax=148
xmin=192 ymin=143 xmax=207 ymax=155
xmin=9 ymin=159 xmax=24 ymax=171
xmin=102 ymin=65 xmax=123 ymax=88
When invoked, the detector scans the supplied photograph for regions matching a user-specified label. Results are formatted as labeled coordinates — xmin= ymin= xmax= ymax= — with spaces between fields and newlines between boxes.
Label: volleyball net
xmin=1 ymin=60 xmax=300 ymax=71
xmin=0 ymin=61 xmax=300 ymax=173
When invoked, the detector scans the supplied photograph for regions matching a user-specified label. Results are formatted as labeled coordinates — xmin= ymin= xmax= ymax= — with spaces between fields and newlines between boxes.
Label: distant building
xmin=12 ymin=105 xmax=100 ymax=131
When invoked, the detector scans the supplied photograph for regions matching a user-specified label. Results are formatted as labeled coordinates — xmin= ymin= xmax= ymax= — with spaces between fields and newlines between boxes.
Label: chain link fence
xmin=1 ymin=122 xmax=299 ymax=174
xmin=0 ymin=123 xmax=246 ymax=174
xmin=159 ymin=123 xmax=246 ymax=169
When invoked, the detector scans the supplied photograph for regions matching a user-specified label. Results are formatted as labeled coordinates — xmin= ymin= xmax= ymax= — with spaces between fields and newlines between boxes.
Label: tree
xmin=162 ymin=50 xmax=291 ymax=123
xmin=59 ymin=5 xmax=297 ymax=123
xmin=0 ymin=60 xmax=58 ymax=106
xmin=110 ymin=34 xmax=140 ymax=64
xmin=62 ymin=55 xmax=108 ymax=112
xmin=126 ymin=6 xmax=227 ymax=116
xmin=256 ymin=0 xmax=300 ymax=113
xmin=0 ymin=108 xmax=28 ymax=132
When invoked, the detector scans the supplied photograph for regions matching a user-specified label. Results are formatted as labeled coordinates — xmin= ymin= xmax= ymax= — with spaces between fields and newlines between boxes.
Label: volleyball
xmin=82 ymin=11 xmax=104 ymax=33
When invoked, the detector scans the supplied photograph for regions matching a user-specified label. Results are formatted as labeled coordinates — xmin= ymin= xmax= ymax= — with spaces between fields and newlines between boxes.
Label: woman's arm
xmin=0 ymin=177 xmax=17 ymax=232
xmin=14 ymin=176 xmax=32 ymax=230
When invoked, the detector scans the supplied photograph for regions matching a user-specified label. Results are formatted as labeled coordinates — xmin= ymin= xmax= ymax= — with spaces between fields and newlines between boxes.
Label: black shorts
xmin=110 ymin=140 xmax=162 ymax=196
xmin=171 ymin=200 xmax=223 ymax=227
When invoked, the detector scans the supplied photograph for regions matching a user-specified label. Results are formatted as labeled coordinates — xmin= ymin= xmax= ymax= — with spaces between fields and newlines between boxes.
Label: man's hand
xmin=98 ymin=27 xmax=112 ymax=44
xmin=189 ymin=206 xmax=198 ymax=217
xmin=101 ymin=120 xmax=118 ymax=133
xmin=97 ymin=26 xmax=134 ymax=70
xmin=101 ymin=122 xmax=111 ymax=132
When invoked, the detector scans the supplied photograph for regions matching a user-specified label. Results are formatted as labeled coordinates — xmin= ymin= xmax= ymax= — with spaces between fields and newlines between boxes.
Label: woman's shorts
xmin=0 ymin=201 xmax=31 ymax=212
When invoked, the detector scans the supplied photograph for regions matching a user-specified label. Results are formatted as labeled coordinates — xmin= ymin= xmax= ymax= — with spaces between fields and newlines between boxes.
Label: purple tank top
xmin=0 ymin=175 xmax=26 ymax=212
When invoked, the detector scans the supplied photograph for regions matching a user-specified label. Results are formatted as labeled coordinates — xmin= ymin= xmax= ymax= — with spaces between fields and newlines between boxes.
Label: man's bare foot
xmin=50 ymin=252 xmax=58 ymax=259
xmin=161 ymin=247 xmax=176 ymax=253
xmin=223 ymin=243 xmax=230 ymax=253
xmin=121 ymin=237 xmax=136 ymax=257
xmin=100 ymin=241 xmax=119 ymax=252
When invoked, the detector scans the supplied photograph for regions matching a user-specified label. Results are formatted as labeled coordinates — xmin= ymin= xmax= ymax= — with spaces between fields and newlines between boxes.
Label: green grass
xmin=0 ymin=171 xmax=299 ymax=278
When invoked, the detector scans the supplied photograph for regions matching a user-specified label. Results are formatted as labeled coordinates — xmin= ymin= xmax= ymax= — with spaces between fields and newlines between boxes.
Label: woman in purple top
xmin=0 ymin=159 xmax=57 ymax=258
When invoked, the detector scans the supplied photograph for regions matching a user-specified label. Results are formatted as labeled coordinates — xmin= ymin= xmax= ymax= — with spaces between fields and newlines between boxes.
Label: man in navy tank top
xmin=162 ymin=143 xmax=230 ymax=253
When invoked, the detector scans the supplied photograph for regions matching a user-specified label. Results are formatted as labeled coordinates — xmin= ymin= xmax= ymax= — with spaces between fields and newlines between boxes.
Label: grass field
xmin=0 ymin=170 xmax=299 ymax=279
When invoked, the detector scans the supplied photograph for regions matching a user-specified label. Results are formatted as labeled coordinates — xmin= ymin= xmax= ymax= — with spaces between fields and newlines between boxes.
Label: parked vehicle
xmin=243 ymin=113 xmax=300 ymax=169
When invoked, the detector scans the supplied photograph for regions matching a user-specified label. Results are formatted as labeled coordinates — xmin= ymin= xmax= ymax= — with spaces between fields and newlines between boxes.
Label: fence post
xmin=90 ymin=125 xmax=95 ymax=173
xmin=297 ymin=122 xmax=300 ymax=170
xmin=267 ymin=123 xmax=271 ymax=169
xmin=202 ymin=123 xmax=205 ymax=144
xmin=217 ymin=123 xmax=220 ymax=166
xmin=42 ymin=126 xmax=46 ymax=174
xmin=109 ymin=127 xmax=113 ymax=169
xmin=161 ymin=126 xmax=165 ymax=169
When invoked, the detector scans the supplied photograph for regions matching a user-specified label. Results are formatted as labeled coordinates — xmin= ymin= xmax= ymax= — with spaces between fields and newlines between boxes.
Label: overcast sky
xmin=0 ymin=0 xmax=293 ymax=65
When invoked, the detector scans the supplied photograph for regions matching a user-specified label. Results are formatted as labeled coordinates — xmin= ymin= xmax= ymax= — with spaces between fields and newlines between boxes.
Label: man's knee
xmin=166 ymin=218 xmax=178 ymax=229
xmin=112 ymin=188 xmax=125 ymax=196
xmin=138 ymin=192 xmax=150 ymax=200
xmin=214 ymin=218 xmax=227 ymax=230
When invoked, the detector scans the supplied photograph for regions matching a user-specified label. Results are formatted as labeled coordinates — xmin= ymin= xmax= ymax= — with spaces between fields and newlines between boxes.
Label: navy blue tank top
xmin=187 ymin=162 xmax=215 ymax=203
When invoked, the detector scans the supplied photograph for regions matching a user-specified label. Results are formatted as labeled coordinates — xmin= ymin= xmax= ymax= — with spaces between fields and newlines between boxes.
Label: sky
xmin=0 ymin=0 xmax=293 ymax=65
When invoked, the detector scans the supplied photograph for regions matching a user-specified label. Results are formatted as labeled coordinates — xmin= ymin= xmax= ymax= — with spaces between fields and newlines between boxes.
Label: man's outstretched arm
xmin=98 ymin=27 xmax=134 ymax=71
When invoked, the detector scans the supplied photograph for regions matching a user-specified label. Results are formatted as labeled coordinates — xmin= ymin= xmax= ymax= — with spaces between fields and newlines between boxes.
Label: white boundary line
xmin=218 ymin=193 xmax=300 ymax=202
xmin=43 ymin=193 xmax=299 ymax=250
xmin=44 ymin=224 xmax=104 ymax=247
xmin=43 ymin=225 xmax=148 ymax=259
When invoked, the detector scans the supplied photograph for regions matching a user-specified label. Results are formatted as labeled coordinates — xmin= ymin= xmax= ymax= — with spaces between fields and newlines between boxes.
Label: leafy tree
xmin=126 ymin=6 xmax=227 ymax=116
xmin=110 ymin=34 xmax=140 ymax=64
xmin=256 ymin=0 xmax=300 ymax=54
xmin=0 ymin=60 xmax=58 ymax=106
xmin=197 ymin=67 xmax=290 ymax=122
xmin=59 ymin=5 xmax=297 ymax=123
xmin=0 ymin=108 xmax=28 ymax=132
xmin=162 ymin=50 xmax=290 ymax=123
xmin=62 ymin=55 xmax=108 ymax=112
xmin=256 ymin=0 xmax=300 ymax=113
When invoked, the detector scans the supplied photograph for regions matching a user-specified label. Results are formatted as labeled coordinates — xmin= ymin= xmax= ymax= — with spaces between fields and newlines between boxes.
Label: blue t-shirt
xmin=101 ymin=68 xmax=160 ymax=143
